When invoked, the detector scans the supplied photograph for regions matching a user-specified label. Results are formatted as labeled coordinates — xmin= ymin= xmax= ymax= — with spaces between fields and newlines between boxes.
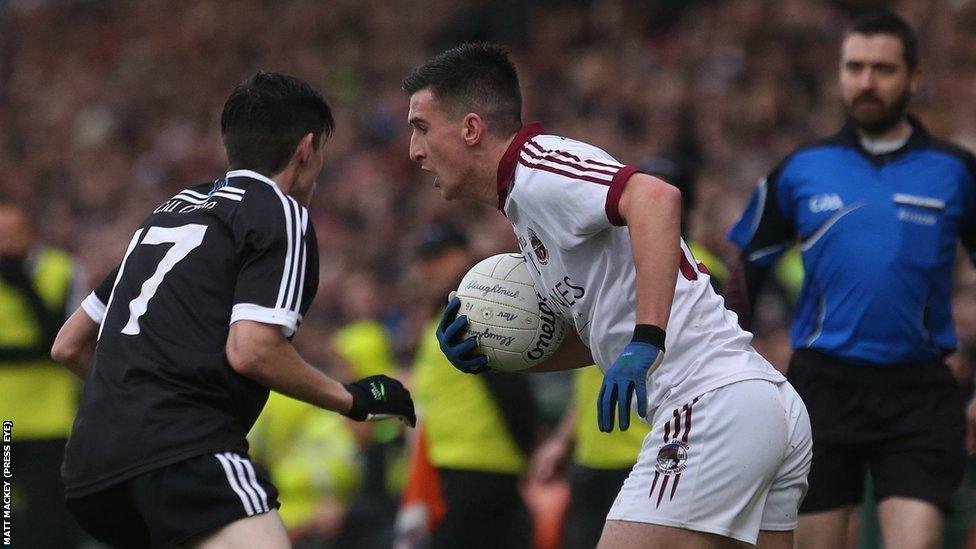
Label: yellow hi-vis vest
xmin=573 ymin=366 xmax=650 ymax=469
xmin=248 ymin=392 xmax=363 ymax=528
xmin=0 ymin=249 xmax=79 ymax=440
xmin=412 ymin=320 xmax=525 ymax=474
xmin=332 ymin=320 xmax=396 ymax=378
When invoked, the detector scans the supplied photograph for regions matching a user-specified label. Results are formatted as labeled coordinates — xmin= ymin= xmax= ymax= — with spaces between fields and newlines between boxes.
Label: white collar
xmin=226 ymin=169 xmax=281 ymax=190
xmin=859 ymin=130 xmax=912 ymax=155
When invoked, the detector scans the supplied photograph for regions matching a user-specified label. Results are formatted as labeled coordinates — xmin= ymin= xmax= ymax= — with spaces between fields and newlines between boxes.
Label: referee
xmin=727 ymin=11 xmax=975 ymax=549
xmin=50 ymin=72 xmax=415 ymax=549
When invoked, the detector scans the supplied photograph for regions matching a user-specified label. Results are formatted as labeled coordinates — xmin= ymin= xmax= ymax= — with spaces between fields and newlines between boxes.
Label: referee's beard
xmin=844 ymin=88 xmax=912 ymax=135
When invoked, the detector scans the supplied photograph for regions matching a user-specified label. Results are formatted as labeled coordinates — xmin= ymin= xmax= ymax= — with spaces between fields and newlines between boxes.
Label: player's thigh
xmin=876 ymin=497 xmax=943 ymax=549
xmin=607 ymin=380 xmax=792 ymax=545
xmin=188 ymin=508 xmax=290 ymax=549
xmin=598 ymin=520 xmax=742 ymax=549
xmin=755 ymin=529 xmax=792 ymax=549
xmin=795 ymin=506 xmax=855 ymax=549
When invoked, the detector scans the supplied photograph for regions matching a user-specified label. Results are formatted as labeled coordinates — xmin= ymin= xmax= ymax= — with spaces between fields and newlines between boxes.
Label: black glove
xmin=344 ymin=375 xmax=417 ymax=427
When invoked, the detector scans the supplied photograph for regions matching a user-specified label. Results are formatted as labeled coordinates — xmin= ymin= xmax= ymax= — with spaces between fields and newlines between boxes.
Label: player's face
xmin=840 ymin=33 xmax=918 ymax=134
xmin=408 ymin=89 xmax=474 ymax=200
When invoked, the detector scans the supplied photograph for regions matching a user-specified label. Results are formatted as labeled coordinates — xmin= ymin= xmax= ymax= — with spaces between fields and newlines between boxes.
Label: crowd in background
xmin=4 ymin=0 xmax=976 ymax=546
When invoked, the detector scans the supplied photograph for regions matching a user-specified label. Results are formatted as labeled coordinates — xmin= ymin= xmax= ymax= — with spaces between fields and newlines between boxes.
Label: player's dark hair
xmin=845 ymin=10 xmax=918 ymax=71
xmin=402 ymin=43 xmax=522 ymax=135
xmin=220 ymin=72 xmax=334 ymax=175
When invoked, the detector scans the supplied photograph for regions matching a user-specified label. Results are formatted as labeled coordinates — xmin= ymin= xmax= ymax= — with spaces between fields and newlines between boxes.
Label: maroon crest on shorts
xmin=655 ymin=441 xmax=688 ymax=474
xmin=527 ymin=228 xmax=548 ymax=265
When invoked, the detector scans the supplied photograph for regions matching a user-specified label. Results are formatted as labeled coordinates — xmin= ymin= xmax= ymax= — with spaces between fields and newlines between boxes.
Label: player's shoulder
xmin=528 ymin=134 xmax=623 ymax=165
xmin=514 ymin=133 xmax=626 ymax=193
xmin=229 ymin=174 xmax=305 ymax=221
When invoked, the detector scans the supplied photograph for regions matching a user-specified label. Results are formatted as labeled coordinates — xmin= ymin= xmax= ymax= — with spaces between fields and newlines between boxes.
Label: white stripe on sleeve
xmin=283 ymin=197 xmax=302 ymax=311
xmin=81 ymin=292 xmax=107 ymax=324
xmin=272 ymin=189 xmax=296 ymax=309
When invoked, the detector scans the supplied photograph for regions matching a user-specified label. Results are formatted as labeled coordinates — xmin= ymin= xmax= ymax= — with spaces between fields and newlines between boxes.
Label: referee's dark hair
xmin=845 ymin=10 xmax=918 ymax=71
xmin=402 ymin=43 xmax=522 ymax=135
xmin=220 ymin=72 xmax=335 ymax=175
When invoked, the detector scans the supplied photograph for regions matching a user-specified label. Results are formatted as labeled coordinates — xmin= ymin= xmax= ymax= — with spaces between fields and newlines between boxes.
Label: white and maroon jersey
xmin=497 ymin=123 xmax=784 ymax=417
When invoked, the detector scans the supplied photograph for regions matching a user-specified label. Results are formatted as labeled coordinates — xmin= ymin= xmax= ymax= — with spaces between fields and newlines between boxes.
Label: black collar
xmin=833 ymin=114 xmax=930 ymax=166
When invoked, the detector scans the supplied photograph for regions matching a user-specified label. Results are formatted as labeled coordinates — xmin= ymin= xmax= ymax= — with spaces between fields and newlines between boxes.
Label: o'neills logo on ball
xmin=527 ymin=228 xmax=548 ymax=265
xmin=527 ymin=295 xmax=558 ymax=360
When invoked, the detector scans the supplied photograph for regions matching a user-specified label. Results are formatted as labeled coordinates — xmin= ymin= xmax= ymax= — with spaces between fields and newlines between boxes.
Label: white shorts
xmin=606 ymin=379 xmax=812 ymax=545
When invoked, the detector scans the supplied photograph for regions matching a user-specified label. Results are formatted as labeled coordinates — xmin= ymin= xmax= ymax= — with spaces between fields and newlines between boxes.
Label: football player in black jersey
xmin=50 ymin=72 xmax=415 ymax=549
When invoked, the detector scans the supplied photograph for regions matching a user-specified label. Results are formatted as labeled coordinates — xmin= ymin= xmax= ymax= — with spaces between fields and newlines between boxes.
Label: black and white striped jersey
xmin=63 ymin=169 xmax=319 ymax=498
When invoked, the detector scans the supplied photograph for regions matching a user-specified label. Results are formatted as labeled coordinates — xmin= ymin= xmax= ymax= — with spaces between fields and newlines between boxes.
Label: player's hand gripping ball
xmin=443 ymin=253 xmax=568 ymax=373
xmin=436 ymin=294 xmax=491 ymax=374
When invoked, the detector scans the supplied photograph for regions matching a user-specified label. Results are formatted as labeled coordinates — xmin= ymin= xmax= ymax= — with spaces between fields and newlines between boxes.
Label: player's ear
xmin=462 ymin=113 xmax=485 ymax=147
xmin=296 ymin=132 xmax=316 ymax=164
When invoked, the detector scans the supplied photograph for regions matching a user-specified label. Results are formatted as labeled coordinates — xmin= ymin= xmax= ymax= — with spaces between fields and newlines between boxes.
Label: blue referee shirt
xmin=728 ymin=117 xmax=976 ymax=364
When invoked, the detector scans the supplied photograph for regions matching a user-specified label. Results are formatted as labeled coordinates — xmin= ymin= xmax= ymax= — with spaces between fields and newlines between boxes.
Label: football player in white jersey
xmin=403 ymin=43 xmax=812 ymax=549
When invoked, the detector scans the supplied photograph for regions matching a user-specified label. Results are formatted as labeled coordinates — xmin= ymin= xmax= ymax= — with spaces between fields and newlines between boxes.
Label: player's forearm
xmin=525 ymin=330 xmax=593 ymax=372
xmin=51 ymin=307 xmax=99 ymax=379
xmin=619 ymin=175 xmax=682 ymax=329
xmin=227 ymin=322 xmax=353 ymax=414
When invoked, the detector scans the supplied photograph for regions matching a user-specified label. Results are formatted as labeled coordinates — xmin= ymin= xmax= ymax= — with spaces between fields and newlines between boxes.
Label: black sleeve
xmin=723 ymin=257 xmax=772 ymax=331
xmin=725 ymin=167 xmax=797 ymax=325
xmin=229 ymin=188 xmax=312 ymax=337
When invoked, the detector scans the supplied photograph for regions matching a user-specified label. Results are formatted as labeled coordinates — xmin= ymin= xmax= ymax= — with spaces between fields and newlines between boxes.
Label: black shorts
xmin=788 ymin=349 xmax=966 ymax=514
xmin=66 ymin=452 xmax=279 ymax=548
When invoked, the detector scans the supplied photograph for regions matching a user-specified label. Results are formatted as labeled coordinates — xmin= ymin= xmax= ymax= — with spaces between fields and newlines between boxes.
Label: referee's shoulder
xmin=767 ymin=133 xmax=848 ymax=180
xmin=920 ymin=135 xmax=976 ymax=180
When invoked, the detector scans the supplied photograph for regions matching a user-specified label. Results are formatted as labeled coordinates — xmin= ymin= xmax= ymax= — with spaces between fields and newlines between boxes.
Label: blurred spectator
xmin=0 ymin=200 xmax=88 ymax=548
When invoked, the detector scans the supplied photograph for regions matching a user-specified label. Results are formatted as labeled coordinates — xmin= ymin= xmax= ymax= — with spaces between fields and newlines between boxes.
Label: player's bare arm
xmin=51 ymin=307 xmax=100 ymax=379
xmin=227 ymin=320 xmax=416 ymax=426
xmin=524 ymin=329 xmax=593 ymax=373
xmin=596 ymin=173 xmax=681 ymax=432
xmin=226 ymin=320 xmax=355 ymax=413
xmin=617 ymin=173 xmax=682 ymax=329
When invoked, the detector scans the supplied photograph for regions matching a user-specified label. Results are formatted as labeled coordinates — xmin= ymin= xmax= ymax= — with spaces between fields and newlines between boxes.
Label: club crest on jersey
xmin=527 ymin=228 xmax=548 ymax=265
xmin=655 ymin=441 xmax=688 ymax=475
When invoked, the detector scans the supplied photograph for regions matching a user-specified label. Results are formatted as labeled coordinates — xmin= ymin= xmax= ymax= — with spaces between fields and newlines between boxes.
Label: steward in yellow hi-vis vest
xmin=0 ymin=248 xmax=80 ymax=438
xmin=0 ymin=200 xmax=88 ymax=547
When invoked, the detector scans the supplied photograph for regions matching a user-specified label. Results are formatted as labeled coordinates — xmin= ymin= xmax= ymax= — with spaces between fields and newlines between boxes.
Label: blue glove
xmin=436 ymin=293 xmax=490 ymax=374
xmin=598 ymin=325 xmax=666 ymax=432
